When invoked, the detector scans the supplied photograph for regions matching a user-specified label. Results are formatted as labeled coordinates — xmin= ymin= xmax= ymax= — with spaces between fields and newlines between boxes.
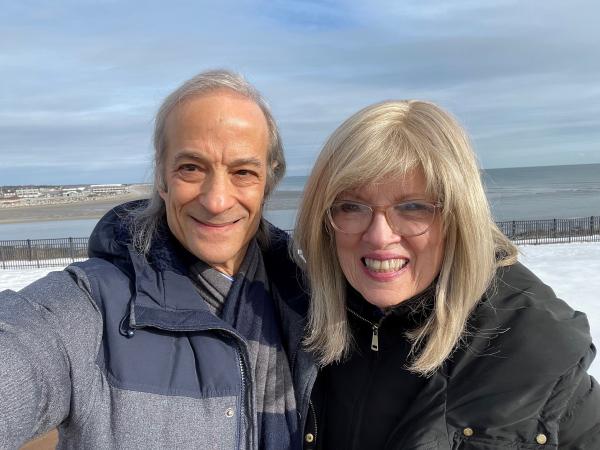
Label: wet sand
xmin=0 ymin=190 xmax=302 ymax=225
xmin=0 ymin=196 xmax=144 ymax=224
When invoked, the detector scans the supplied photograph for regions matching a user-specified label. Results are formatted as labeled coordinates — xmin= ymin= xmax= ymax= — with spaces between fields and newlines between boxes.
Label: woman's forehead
xmin=338 ymin=171 xmax=432 ymax=201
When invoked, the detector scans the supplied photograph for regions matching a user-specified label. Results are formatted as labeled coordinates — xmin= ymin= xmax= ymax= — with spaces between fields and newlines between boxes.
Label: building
xmin=90 ymin=184 xmax=127 ymax=196
xmin=62 ymin=187 xmax=86 ymax=197
xmin=15 ymin=188 xmax=41 ymax=198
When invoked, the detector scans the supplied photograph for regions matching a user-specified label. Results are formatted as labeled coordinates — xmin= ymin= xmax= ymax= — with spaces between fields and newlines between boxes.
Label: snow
xmin=1 ymin=242 xmax=599 ymax=379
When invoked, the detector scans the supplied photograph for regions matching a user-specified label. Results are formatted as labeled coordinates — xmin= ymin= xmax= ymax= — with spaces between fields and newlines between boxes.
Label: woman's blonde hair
xmin=293 ymin=100 xmax=517 ymax=376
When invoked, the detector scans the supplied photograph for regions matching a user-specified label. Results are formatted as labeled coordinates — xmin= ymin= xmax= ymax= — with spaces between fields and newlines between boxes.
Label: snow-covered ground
xmin=1 ymin=242 xmax=599 ymax=379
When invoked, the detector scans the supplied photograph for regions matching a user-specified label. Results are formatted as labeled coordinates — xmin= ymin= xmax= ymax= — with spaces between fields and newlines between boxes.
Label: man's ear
xmin=158 ymin=188 xmax=168 ymax=200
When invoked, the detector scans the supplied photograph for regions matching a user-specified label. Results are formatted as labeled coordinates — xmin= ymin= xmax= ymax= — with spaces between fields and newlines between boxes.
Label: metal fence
xmin=0 ymin=237 xmax=88 ymax=269
xmin=1 ymin=216 xmax=599 ymax=269
xmin=497 ymin=216 xmax=600 ymax=245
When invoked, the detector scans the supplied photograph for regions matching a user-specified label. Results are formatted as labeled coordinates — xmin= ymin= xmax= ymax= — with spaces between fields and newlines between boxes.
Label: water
xmin=484 ymin=164 xmax=600 ymax=221
xmin=1 ymin=163 xmax=598 ymax=239
xmin=0 ymin=219 xmax=98 ymax=241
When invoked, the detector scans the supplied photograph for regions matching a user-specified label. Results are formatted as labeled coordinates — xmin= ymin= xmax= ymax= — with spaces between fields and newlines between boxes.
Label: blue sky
xmin=2 ymin=0 xmax=599 ymax=185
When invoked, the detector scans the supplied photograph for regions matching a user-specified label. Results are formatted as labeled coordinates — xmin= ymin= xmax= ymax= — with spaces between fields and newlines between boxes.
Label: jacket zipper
xmin=132 ymin=322 xmax=255 ymax=448
xmin=309 ymin=399 xmax=318 ymax=444
xmin=236 ymin=342 xmax=251 ymax=450
xmin=347 ymin=308 xmax=386 ymax=351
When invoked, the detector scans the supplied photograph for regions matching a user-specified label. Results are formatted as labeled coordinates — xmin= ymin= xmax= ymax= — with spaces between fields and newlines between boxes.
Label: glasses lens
xmin=329 ymin=201 xmax=372 ymax=233
xmin=389 ymin=202 xmax=436 ymax=236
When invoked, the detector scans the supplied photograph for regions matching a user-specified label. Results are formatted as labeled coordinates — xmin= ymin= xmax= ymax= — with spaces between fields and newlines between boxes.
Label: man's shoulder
xmin=1 ymin=267 xmax=102 ymax=341
xmin=262 ymin=224 xmax=309 ymax=315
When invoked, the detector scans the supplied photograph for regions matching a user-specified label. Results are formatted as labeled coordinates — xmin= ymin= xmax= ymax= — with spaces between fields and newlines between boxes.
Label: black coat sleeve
xmin=558 ymin=346 xmax=600 ymax=448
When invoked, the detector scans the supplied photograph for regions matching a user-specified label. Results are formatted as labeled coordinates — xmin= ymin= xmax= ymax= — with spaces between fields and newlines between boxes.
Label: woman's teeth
xmin=363 ymin=257 xmax=408 ymax=272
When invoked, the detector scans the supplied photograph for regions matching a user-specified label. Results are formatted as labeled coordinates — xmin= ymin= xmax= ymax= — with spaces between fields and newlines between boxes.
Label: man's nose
xmin=361 ymin=211 xmax=402 ymax=247
xmin=198 ymin=173 xmax=236 ymax=214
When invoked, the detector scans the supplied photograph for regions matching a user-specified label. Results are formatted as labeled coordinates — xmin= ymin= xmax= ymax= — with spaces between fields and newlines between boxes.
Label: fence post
xmin=69 ymin=237 xmax=75 ymax=262
xmin=27 ymin=239 xmax=33 ymax=261
xmin=553 ymin=218 xmax=557 ymax=239
xmin=591 ymin=216 xmax=595 ymax=235
xmin=511 ymin=221 xmax=516 ymax=238
xmin=568 ymin=220 xmax=572 ymax=243
xmin=0 ymin=245 xmax=4 ymax=270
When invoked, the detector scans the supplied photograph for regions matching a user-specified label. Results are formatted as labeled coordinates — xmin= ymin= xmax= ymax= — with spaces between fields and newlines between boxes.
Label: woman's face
xmin=333 ymin=170 xmax=445 ymax=309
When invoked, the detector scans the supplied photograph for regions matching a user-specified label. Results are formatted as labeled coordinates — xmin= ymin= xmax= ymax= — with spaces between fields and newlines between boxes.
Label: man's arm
xmin=0 ymin=270 xmax=101 ymax=448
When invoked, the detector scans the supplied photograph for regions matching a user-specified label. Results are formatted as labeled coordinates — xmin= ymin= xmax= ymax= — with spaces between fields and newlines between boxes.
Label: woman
xmin=294 ymin=100 xmax=599 ymax=449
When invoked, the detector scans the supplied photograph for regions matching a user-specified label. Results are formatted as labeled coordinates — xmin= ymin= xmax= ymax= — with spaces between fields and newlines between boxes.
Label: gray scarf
xmin=189 ymin=240 xmax=298 ymax=449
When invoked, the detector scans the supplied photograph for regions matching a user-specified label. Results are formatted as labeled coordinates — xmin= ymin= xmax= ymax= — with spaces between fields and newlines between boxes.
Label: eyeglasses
xmin=327 ymin=200 xmax=442 ymax=236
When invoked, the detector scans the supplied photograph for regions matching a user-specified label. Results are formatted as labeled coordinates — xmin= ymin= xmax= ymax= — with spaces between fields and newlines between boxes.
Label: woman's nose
xmin=361 ymin=210 xmax=402 ymax=247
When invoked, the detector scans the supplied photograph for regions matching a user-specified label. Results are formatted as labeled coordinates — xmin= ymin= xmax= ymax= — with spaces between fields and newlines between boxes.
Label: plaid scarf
xmin=190 ymin=239 xmax=298 ymax=449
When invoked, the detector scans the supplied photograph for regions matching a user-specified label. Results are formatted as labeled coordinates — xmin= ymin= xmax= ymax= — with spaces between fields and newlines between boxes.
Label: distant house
xmin=62 ymin=188 xmax=85 ymax=197
xmin=90 ymin=184 xmax=127 ymax=196
xmin=0 ymin=189 xmax=17 ymax=199
xmin=15 ymin=188 xmax=41 ymax=198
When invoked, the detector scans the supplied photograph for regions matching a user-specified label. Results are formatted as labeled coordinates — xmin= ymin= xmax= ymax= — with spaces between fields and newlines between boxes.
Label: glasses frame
xmin=327 ymin=199 xmax=443 ymax=237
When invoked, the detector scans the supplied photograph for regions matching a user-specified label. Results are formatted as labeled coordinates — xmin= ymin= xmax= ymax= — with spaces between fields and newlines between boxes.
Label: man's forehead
xmin=163 ymin=91 xmax=270 ymax=164
xmin=168 ymin=90 xmax=266 ymax=124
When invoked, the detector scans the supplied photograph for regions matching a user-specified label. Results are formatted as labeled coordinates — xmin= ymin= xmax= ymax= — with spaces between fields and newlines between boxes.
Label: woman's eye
xmin=396 ymin=202 xmax=435 ymax=216
xmin=338 ymin=202 xmax=366 ymax=213
xmin=401 ymin=202 xmax=428 ymax=211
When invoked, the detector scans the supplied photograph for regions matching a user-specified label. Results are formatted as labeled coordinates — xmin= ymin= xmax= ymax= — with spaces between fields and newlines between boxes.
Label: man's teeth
xmin=363 ymin=258 xmax=408 ymax=272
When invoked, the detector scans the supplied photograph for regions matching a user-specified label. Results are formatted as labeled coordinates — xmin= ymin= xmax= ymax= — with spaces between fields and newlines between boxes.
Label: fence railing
xmin=497 ymin=216 xmax=599 ymax=245
xmin=1 ymin=216 xmax=598 ymax=269
xmin=0 ymin=237 xmax=88 ymax=269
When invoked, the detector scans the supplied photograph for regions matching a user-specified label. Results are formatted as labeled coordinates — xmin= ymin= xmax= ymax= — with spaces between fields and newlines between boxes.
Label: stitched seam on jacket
xmin=64 ymin=269 xmax=106 ymax=430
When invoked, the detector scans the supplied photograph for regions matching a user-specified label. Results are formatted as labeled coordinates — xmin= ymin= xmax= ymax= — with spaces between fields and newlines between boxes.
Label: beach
xmin=0 ymin=190 xmax=302 ymax=225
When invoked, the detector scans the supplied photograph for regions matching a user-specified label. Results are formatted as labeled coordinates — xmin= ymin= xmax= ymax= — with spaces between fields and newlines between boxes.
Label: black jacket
xmin=306 ymin=262 xmax=600 ymax=449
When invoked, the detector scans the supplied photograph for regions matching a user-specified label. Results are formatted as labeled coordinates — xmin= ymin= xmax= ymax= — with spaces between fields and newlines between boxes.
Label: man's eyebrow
xmin=229 ymin=157 xmax=263 ymax=168
xmin=172 ymin=151 xmax=208 ymax=164
xmin=171 ymin=151 xmax=264 ymax=168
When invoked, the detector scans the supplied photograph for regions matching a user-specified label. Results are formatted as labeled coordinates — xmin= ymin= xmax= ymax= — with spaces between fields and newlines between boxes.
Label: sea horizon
xmin=1 ymin=162 xmax=599 ymax=240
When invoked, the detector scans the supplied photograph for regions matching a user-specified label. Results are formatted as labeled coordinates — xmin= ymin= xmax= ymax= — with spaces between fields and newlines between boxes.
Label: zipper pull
xmin=371 ymin=325 xmax=379 ymax=351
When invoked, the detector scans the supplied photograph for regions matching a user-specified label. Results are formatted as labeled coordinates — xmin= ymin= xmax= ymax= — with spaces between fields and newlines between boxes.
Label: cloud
xmin=1 ymin=0 xmax=599 ymax=184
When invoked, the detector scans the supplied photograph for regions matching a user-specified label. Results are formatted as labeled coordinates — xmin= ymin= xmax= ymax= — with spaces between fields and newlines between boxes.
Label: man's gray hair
xmin=130 ymin=69 xmax=286 ymax=254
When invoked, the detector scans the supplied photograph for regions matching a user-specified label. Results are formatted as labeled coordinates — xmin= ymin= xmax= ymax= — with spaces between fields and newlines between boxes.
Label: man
xmin=0 ymin=70 xmax=315 ymax=449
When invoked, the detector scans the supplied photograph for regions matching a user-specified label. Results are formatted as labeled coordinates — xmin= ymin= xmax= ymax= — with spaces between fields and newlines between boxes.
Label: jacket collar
xmin=89 ymin=201 xmax=312 ymax=352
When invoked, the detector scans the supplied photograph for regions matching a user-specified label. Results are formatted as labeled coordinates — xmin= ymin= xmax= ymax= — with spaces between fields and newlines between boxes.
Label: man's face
xmin=159 ymin=90 xmax=270 ymax=275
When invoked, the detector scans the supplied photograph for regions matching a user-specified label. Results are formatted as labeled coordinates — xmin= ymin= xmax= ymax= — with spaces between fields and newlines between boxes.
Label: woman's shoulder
xmin=478 ymin=261 xmax=590 ymax=336
xmin=444 ymin=262 xmax=598 ymax=446
xmin=450 ymin=261 xmax=592 ymax=380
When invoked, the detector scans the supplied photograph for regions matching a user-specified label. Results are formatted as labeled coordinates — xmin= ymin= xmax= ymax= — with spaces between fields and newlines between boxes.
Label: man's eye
xmin=235 ymin=169 xmax=258 ymax=178
xmin=179 ymin=164 xmax=198 ymax=172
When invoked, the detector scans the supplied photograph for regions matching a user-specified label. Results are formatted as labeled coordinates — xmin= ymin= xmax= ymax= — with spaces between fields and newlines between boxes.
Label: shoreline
xmin=0 ymin=191 xmax=303 ymax=225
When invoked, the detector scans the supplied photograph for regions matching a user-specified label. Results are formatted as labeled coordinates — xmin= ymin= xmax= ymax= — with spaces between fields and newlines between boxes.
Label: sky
xmin=1 ymin=0 xmax=599 ymax=185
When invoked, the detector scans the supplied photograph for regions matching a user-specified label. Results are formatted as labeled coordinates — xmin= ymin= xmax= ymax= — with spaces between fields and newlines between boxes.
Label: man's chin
xmin=187 ymin=242 xmax=247 ymax=272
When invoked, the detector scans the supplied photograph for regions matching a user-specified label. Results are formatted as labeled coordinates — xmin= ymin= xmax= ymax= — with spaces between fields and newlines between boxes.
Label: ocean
xmin=1 ymin=163 xmax=598 ymax=240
